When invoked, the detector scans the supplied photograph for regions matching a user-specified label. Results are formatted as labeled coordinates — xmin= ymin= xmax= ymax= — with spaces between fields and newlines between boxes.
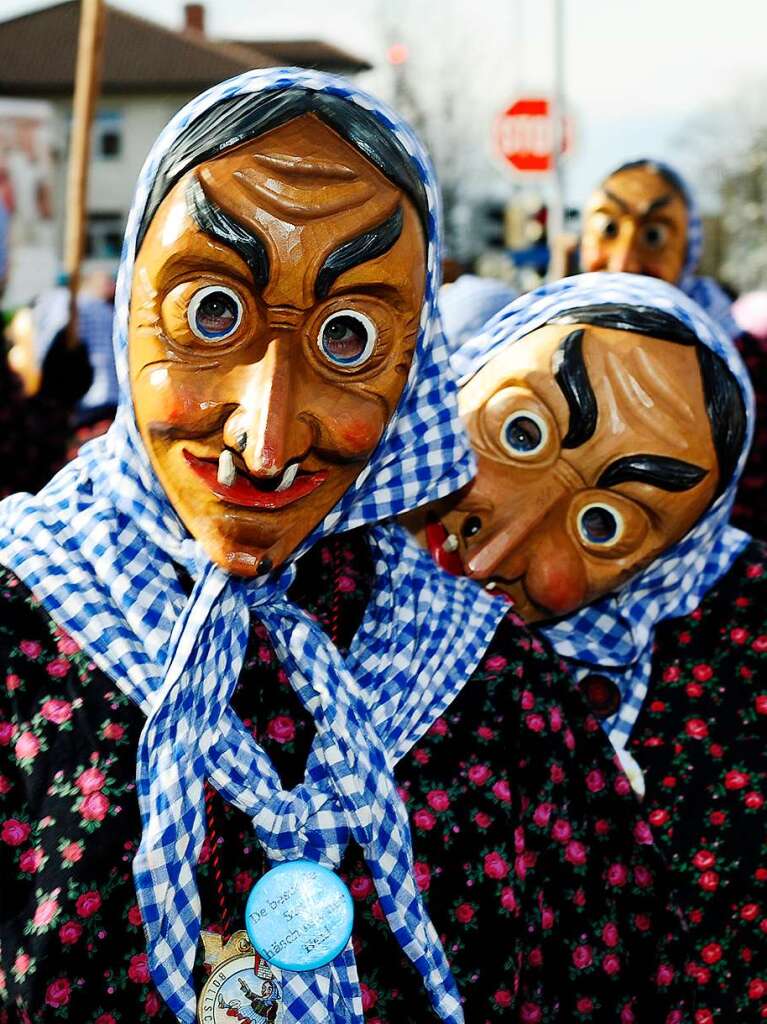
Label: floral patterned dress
xmin=625 ymin=538 xmax=767 ymax=1023
xmin=0 ymin=531 xmax=692 ymax=1023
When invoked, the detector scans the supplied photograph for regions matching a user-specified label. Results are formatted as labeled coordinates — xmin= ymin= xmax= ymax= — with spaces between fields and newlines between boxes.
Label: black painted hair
xmin=537 ymin=302 xmax=746 ymax=494
xmin=136 ymin=88 xmax=429 ymax=253
xmin=605 ymin=159 xmax=689 ymax=209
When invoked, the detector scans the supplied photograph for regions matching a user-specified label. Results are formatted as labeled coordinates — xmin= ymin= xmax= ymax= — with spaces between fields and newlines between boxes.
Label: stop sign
xmin=494 ymin=97 xmax=568 ymax=173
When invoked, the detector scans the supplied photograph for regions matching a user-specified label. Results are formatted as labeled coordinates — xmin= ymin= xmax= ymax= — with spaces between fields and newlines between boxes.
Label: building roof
xmin=226 ymin=39 xmax=371 ymax=74
xmin=0 ymin=1 xmax=370 ymax=97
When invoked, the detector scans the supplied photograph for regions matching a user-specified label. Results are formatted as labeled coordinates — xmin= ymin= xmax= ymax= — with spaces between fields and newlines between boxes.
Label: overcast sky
xmin=1 ymin=0 xmax=765 ymax=207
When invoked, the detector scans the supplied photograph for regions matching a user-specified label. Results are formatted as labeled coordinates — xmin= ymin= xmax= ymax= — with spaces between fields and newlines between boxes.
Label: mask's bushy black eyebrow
xmin=597 ymin=454 xmax=709 ymax=492
xmin=186 ymin=177 xmax=269 ymax=287
xmin=552 ymin=328 xmax=598 ymax=449
xmin=315 ymin=206 xmax=403 ymax=300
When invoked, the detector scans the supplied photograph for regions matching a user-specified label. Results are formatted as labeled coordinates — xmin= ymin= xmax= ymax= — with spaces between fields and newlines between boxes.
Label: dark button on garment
xmin=581 ymin=673 xmax=621 ymax=718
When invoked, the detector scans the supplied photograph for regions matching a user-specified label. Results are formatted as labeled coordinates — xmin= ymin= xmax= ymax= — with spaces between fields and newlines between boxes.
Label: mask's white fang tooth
xmin=442 ymin=533 xmax=459 ymax=553
xmin=217 ymin=450 xmax=236 ymax=487
xmin=275 ymin=462 xmax=299 ymax=492
xmin=485 ymin=581 xmax=497 ymax=591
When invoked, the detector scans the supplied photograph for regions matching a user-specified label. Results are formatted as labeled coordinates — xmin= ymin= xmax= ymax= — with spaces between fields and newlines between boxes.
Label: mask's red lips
xmin=424 ymin=515 xmax=465 ymax=575
xmin=183 ymin=449 xmax=328 ymax=510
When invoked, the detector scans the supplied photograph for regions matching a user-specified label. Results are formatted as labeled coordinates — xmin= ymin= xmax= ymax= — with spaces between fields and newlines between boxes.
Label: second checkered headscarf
xmin=452 ymin=272 xmax=754 ymax=751
xmin=0 ymin=69 xmax=506 ymax=1023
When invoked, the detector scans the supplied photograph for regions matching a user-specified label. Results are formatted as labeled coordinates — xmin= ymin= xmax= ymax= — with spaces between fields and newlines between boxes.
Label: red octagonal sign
xmin=494 ymin=97 xmax=568 ymax=174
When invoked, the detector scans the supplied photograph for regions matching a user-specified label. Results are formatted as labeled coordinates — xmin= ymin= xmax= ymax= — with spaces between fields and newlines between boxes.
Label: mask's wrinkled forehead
xmin=136 ymin=87 xmax=430 ymax=254
xmin=452 ymin=273 xmax=754 ymax=496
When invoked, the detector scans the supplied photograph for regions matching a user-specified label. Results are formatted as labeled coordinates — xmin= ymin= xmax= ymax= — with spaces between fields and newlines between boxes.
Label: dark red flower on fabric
xmin=75 ymin=890 xmax=102 ymax=917
xmin=483 ymin=852 xmax=509 ymax=879
xmin=58 ymin=919 xmax=83 ymax=945
xmin=40 ymin=699 xmax=73 ymax=724
xmin=128 ymin=952 xmax=150 ymax=984
xmin=45 ymin=978 xmax=71 ymax=1008
xmin=1 ymin=817 xmax=30 ymax=846
xmin=360 ymin=984 xmax=378 ymax=1011
xmin=266 ymin=716 xmax=295 ymax=744
xmin=551 ymin=819 xmax=572 ymax=843
xmin=725 ymin=770 xmax=750 ymax=790
xmin=572 ymin=944 xmax=593 ymax=969
xmin=413 ymin=808 xmax=437 ymax=831
xmin=75 ymin=767 xmax=105 ymax=794
xmin=602 ymin=953 xmax=621 ymax=975
xmin=426 ymin=789 xmax=450 ymax=811
xmin=685 ymin=718 xmax=708 ymax=739
xmin=700 ymin=943 xmax=722 ymax=964
xmin=455 ymin=903 xmax=475 ymax=923
xmin=748 ymin=978 xmax=767 ymax=999
xmin=79 ymin=791 xmax=109 ymax=821
xmin=698 ymin=871 xmax=720 ymax=892
xmin=350 ymin=876 xmax=374 ymax=900
xmin=693 ymin=850 xmax=716 ymax=870
xmin=412 ymin=861 xmax=430 ymax=892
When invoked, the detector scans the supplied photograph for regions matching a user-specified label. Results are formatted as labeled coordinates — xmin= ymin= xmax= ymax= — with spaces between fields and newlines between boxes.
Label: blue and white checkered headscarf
xmin=598 ymin=158 xmax=740 ymax=339
xmin=453 ymin=273 xmax=754 ymax=752
xmin=0 ymin=69 xmax=506 ymax=1024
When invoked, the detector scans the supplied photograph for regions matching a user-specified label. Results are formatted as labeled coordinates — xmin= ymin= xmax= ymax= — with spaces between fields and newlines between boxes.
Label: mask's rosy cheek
xmin=329 ymin=399 xmax=388 ymax=459
xmin=135 ymin=367 xmax=216 ymax=431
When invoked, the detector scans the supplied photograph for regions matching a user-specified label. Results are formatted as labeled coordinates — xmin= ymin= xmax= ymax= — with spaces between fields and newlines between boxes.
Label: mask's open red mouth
xmin=183 ymin=449 xmax=328 ymax=510
xmin=424 ymin=515 xmax=465 ymax=575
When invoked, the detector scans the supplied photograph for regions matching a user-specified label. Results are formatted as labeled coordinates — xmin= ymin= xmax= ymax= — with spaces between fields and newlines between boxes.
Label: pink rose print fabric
xmin=0 ymin=532 xmax=692 ymax=1021
xmin=628 ymin=540 xmax=767 ymax=1022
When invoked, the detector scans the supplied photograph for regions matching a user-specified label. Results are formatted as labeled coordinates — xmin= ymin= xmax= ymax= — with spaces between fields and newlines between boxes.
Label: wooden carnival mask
xmin=580 ymin=163 xmax=689 ymax=283
xmin=129 ymin=113 xmax=426 ymax=577
xmin=412 ymin=306 xmax=747 ymax=622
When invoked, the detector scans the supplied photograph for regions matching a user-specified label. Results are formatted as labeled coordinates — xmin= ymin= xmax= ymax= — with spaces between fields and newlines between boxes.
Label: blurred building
xmin=0 ymin=1 xmax=371 ymax=283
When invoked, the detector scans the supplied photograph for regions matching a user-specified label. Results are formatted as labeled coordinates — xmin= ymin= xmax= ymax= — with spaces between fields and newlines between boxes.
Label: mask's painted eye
xmin=187 ymin=286 xmax=243 ymax=342
xmin=600 ymin=218 xmax=619 ymax=240
xmin=641 ymin=223 xmax=669 ymax=250
xmin=318 ymin=310 xmax=377 ymax=368
xmin=577 ymin=503 xmax=625 ymax=547
xmin=500 ymin=410 xmax=548 ymax=458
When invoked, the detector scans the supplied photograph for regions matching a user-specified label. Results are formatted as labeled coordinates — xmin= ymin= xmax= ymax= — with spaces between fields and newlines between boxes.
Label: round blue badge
xmin=244 ymin=860 xmax=354 ymax=972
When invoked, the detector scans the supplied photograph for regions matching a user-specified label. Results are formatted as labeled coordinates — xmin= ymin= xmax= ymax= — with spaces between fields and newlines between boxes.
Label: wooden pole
xmin=64 ymin=0 xmax=106 ymax=348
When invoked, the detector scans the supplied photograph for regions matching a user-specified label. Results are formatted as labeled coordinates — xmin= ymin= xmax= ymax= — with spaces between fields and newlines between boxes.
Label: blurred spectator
xmin=439 ymin=274 xmax=517 ymax=352
xmin=0 ymin=324 xmax=91 ymax=497
xmin=579 ymin=158 xmax=740 ymax=338
xmin=30 ymin=271 xmax=117 ymax=430
xmin=0 ymin=194 xmax=9 ymax=301
xmin=733 ymin=290 xmax=767 ymax=340
xmin=729 ymin=291 xmax=767 ymax=539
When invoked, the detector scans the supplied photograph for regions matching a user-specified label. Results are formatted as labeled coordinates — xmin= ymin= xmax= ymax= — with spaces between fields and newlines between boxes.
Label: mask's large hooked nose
xmin=464 ymin=475 xmax=570 ymax=580
xmin=607 ymin=222 xmax=642 ymax=274
xmin=222 ymin=338 xmax=311 ymax=477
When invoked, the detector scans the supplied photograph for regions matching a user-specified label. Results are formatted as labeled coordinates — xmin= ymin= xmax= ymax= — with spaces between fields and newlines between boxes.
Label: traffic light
xmin=475 ymin=200 xmax=507 ymax=250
